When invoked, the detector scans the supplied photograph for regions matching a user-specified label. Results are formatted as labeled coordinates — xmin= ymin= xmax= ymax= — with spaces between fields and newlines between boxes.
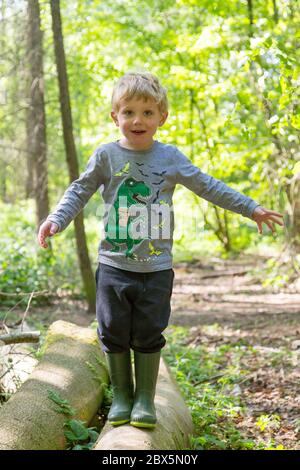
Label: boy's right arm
xmin=38 ymin=149 xmax=107 ymax=248
xmin=38 ymin=220 xmax=59 ymax=249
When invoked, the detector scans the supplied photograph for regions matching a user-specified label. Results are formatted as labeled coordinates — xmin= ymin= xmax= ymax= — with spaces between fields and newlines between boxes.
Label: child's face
xmin=111 ymin=97 xmax=168 ymax=150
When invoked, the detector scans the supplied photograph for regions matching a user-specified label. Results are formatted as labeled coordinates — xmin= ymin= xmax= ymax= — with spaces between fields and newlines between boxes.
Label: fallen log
xmin=0 ymin=331 xmax=40 ymax=345
xmin=0 ymin=320 xmax=108 ymax=450
xmin=94 ymin=356 xmax=194 ymax=450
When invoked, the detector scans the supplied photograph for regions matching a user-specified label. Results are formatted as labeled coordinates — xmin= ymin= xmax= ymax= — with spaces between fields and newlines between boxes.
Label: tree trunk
xmin=26 ymin=0 xmax=49 ymax=223
xmin=0 ymin=1 xmax=7 ymax=202
xmin=50 ymin=0 xmax=96 ymax=313
xmin=0 ymin=321 xmax=108 ymax=450
xmin=272 ymin=0 xmax=279 ymax=23
xmin=285 ymin=172 xmax=300 ymax=251
xmin=246 ymin=0 xmax=254 ymax=37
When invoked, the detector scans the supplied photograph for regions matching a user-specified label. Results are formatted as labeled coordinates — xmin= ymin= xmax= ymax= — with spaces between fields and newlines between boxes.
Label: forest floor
xmin=167 ymin=253 xmax=300 ymax=450
xmin=3 ymin=253 xmax=300 ymax=449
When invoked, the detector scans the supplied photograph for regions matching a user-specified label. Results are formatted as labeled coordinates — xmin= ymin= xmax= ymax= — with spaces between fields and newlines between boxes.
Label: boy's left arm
xmin=173 ymin=147 xmax=284 ymax=233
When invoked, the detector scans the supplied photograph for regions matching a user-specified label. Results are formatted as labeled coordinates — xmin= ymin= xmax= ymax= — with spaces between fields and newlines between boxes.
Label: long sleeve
xmin=47 ymin=148 xmax=108 ymax=231
xmin=173 ymin=148 xmax=260 ymax=219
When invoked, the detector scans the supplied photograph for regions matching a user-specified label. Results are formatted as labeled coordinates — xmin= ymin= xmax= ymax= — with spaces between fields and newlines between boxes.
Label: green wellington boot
xmin=130 ymin=350 xmax=161 ymax=429
xmin=105 ymin=351 xmax=134 ymax=426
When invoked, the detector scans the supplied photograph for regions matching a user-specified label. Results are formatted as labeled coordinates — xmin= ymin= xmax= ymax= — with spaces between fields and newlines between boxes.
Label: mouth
xmin=133 ymin=193 xmax=151 ymax=204
xmin=131 ymin=130 xmax=146 ymax=135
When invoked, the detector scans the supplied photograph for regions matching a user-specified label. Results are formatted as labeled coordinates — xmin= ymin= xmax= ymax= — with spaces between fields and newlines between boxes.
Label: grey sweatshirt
xmin=47 ymin=140 xmax=260 ymax=272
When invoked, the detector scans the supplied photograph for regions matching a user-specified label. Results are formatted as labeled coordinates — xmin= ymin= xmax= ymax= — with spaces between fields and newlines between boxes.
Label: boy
xmin=38 ymin=72 xmax=284 ymax=429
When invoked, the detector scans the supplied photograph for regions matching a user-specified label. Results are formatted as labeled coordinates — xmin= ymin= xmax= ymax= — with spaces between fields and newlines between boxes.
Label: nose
xmin=133 ymin=114 xmax=143 ymax=125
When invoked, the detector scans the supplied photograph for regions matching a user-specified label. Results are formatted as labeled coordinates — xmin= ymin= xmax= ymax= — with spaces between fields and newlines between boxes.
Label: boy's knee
xmin=97 ymin=327 xmax=130 ymax=353
xmin=130 ymin=335 xmax=166 ymax=353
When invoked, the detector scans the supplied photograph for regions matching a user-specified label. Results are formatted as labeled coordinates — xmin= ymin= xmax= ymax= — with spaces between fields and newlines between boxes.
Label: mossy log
xmin=0 ymin=321 xmax=108 ymax=450
xmin=94 ymin=356 xmax=194 ymax=450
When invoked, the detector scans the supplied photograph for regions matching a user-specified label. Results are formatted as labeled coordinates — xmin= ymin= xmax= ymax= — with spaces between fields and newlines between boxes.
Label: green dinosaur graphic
xmin=105 ymin=177 xmax=152 ymax=259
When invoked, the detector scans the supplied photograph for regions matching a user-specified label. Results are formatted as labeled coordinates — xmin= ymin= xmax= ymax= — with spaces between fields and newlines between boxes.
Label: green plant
xmin=163 ymin=326 xmax=256 ymax=450
xmin=64 ymin=419 xmax=99 ymax=450
xmin=47 ymin=389 xmax=99 ymax=450
xmin=255 ymin=414 xmax=281 ymax=433
xmin=47 ymin=389 xmax=76 ymax=416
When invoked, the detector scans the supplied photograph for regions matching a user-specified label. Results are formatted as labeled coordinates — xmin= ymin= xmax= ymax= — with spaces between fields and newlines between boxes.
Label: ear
xmin=159 ymin=111 xmax=168 ymax=127
xmin=111 ymin=111 xmax=119 ymax=126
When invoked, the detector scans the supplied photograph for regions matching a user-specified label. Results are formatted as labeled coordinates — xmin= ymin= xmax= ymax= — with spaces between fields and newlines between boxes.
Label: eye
xmin=123 ymin=110 xmax=132 ymax=116
xmin=144 ymin=110 xmax=153 ymax=116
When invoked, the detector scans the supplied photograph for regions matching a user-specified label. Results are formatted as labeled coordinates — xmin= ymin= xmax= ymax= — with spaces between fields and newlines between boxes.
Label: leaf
xmin=268 ymin=115 xmax=279 ymax=125
xmin=67 ymin=419 xmax=89 ymax=441
xmin=292 ymin=162 xmax=300 ymax=176
xmin=291 ymin=115 xmax=300 ymax=130
xmin=47 ymin=389 xmax=76 ymax=417
xmin=64 ymin=430 xmax=79 ymax=442
xmin=88 ymin=429 xmax=100 ymax=443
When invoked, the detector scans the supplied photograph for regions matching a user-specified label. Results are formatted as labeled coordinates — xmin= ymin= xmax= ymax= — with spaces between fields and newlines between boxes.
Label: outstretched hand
xmin=38 ymin=220 xmax=59 ymax=248
xmin=251 ymin=206 xmax=284 ymax=235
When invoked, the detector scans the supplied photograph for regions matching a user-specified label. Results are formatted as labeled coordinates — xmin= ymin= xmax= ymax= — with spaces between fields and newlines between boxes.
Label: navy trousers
xmin=95 ymin=263 xmax=175 ymax=353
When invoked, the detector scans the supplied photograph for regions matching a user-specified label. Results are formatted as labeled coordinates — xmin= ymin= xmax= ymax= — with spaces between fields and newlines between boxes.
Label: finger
xmin=50 ymin=224 xmax=58 ymax=235
xmin=267 ymin=215 xmax=284 ymax=226
xmin=264 ymin=210 xmax=284 ymax=217
xmin=257 ymin=222 xmax=263 ymax=234
xmin=38 ymin=232 xmax=48 ymax=248
xmin=39 ymin=239 xmax=47 ymax=248
xmin=39 ymin=239 xmax=48 ymax=249
xmin=265 ymin=220 xmax=275 ymax=233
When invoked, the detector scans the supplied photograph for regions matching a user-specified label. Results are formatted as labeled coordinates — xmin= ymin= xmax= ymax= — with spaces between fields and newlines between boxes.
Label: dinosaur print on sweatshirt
xmin=105 ymin=177 xmax=153 ymax=259
xmin=105 ymin=160 xmax=170 ymax=260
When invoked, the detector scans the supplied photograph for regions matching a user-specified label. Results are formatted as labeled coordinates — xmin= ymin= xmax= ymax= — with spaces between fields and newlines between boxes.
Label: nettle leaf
xmin=64 ymin=430 xmax=80 ymax=442
xmin=47 ymin=389 xmax=76 ymax=416
xmin=67 ymin=419 xmax=89 ymax=441
xmin=88 ymin=429 xmax=99 ymax=443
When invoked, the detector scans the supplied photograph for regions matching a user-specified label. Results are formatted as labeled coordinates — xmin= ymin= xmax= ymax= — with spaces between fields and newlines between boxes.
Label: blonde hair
xmin=111 ymin=72 xmax=168 ymax=114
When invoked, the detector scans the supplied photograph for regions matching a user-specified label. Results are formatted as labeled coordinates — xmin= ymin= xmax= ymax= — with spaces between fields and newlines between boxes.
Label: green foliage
xmin=163 ymin=326 xmax=252 ymax=449
xmin=64 ymin=419 xmax=99 ymax=450
xmin=1 ymin=0 xmax=298 ymax=293
xmin=163 ymin=324 xmax=292 ymax=450
xmin=0 ymin=203 xmax=53 ymax=306
xmin=256 ymin=414 xmax=281 ymax=433
xmin=100 ymin=384 xmax=113 ymax=418
xmin=39 ymin=0 xmax=296 ymax=257
xmin=47 ymin=389 xmax=99 ymax=450
xmin=47 ymin=389 xmax=76 ymax=417
xmin=0 ymin=201 xmax=93 ymax=306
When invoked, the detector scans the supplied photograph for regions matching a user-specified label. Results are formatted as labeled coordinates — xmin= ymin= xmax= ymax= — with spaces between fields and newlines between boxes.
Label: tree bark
xmin=0 ymin=331 xmax=40 ymax=345
xmin=50 ymin=0 xmax=96 ymax=312
xmin=0 ymin=1 xmax=7 ymax=202
xmin=272 ymin=0 xmax=279 ymax=23
xmin=246 ymin=0 xmax=254 ymax=37
xmin=0 ymin=321 xmax=109 ymax=450
xmin=26 ymin=0 xmax=49 ymax=223
xmin=285 ymin=172 xmax=300 ymax=250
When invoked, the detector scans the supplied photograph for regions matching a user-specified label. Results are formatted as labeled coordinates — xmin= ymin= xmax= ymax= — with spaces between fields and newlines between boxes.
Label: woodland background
xmin=0 ymin=0 xmax=300 ymax=450
xmin=0 ymin=0 xmax=299 ymax=309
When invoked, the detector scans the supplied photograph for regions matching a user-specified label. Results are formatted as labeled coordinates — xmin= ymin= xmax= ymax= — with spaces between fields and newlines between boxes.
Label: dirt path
xmin=170 ymin=254 xmax=300 ymax=331
xmin=168 ymin=254 xmax=300 ymax=450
